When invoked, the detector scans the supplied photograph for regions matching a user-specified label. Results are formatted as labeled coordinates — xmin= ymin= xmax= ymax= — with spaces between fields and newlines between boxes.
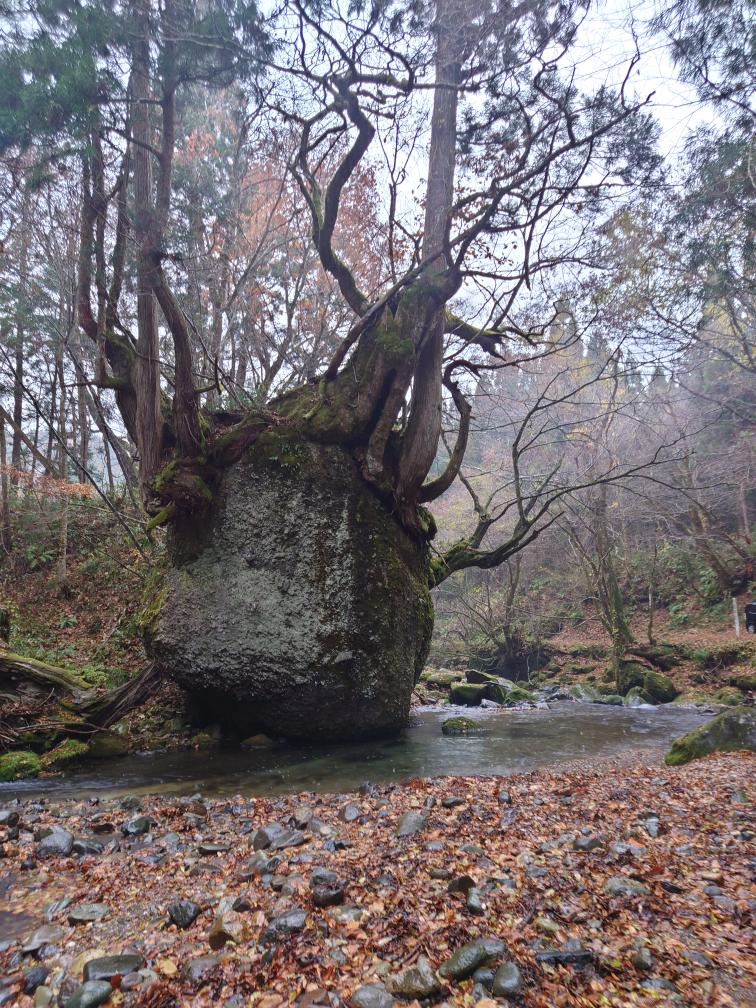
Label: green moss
xmin=0 ymin=750 xmax=42 ymax=781
xmin=617 ymin=661 xmax=647 ymax=695
xmin=729 ymin=674 xmax=756 ymax=691
xmin=450 ymin=682 xmax=487 ymax=706
xmin=152 ymin=458 xmax=179 ymax=494
xmin=88 ymin=732 xmax=130 ymax=758
xmin=241 ymin=733 xmax=275 ymax=749
xmin=714 ymin=687 xmax=745 ymax=706
xmin=442 ymin=716 xmax=479 ymax=735
xmin=40 ymin=738 xmax=89 ymax=769
xmin=375 ymin=319 xmax=414 ymax=360
xmin=665 ymin=706 xmax=756 ymax=766
xmin=642 ymin=670 xmax=680 ymax=703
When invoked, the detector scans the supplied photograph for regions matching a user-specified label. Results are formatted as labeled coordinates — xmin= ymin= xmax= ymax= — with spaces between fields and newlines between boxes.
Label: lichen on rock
xmin=146 ymin=436 xmax=433 ymax=742
xmin=664 ymin=706 xmax=756 ymax=766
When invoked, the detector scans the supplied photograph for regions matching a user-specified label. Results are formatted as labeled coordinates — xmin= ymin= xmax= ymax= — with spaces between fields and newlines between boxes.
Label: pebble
xmin=350 ymin=983 xmax=395 ymax=1008
xmin=535 ymin=939 xmax=594 ymax=967
xmin=438 ymin=937 xmax=507 ymax=980
xmin=121 ymin=816 xmax=154 ymax=836
xmin=261 ymin=908 xmax=307 ymax=943
xmin=395 ymin=811 xmax=426 ymax=837
xmin=491 ymin=961 xmax=523 ymax=998
xmin=466 ymin=887 xmax=484 ymax=915
xmin=386 ymin=957 xmax=443 ymax=998
xmin=67 ymin=903 xmax=109 ymax=924
xmin=631 ymin=947 xmax=654 ymax=971
xmin=83 ymin=955 xmax=145 ymax=982
xmin=63 ymin=980 xmax=113 ymax=1008
xmin=23 ymin=925 xmax=66 ymax=954
xmin=37 ymin=827 xmax=73 ymax=858
xmin=603 ymin=876 xmax=650 ymax=897
xmin=22 ymin=966 xmax=49 ymax=993
xmin=167 ymin=899 xmax=201 ymax=929
xmin=339 ymin=803 xmax=361 ymax=822
xmin=181 ymin=955 xmax=220 ymax=983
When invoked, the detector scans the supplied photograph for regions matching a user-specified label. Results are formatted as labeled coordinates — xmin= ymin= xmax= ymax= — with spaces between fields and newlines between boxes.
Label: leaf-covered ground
xmin=1 ymin=752 xmax=753 ymax=1008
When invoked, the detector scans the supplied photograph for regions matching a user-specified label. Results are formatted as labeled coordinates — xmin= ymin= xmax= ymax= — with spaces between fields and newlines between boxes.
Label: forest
xmin=0 ymin=0 xmax=753 ymax=1006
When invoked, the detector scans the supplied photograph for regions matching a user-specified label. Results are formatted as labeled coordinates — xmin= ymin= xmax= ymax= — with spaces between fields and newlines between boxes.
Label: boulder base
xmin=664 ymin=706 xmax=756 ymax=766
xmin=146 ymin=435 xmax=433 ymax=742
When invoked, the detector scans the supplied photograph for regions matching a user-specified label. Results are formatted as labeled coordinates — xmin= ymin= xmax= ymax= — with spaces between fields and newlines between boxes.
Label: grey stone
xmin=22 ymin=965 xmax=49 ymax=994
xmin=72 ymin=839 xmax=105 ymax=856
xmin=37 ymin=827 xmax=73 ymax=858
xmin=395 ymin=811 xmax=426 ymax=837
xmin=603 ymin=876 xmax=650 ymax=897
xmin=261 ymin=908 xmax=307 ymax=943
xmin=491 ymin=961 xmax=523 ymax=998
xmin=145 ymin=439 xmax=433 ymax=742
xmin=67 ymin=903 xmax=109 ymax=924
xmin=385 ymin=957 xmax=443 ymax=998
xmin=466 ymin=887 xmax=484 ymax=915
xmin=63 ymin=981 xmax=113 ymax=1008
xmin=438 ymin=937 xmax=506 ymax=980
xmin=83 ymin=955 xmax=145 ymax=981
xmin=350 ymin=984 xmax=395 ymax=1008
xmin=181 ymin=955 xmax=220 ymax=983
xmin=168 ymin=899 xmax=201 ymax=929
xmin=121 ymin=816 xmax=153 ymax=836
xmin=23 ymin=925 xmax=66 ymax=954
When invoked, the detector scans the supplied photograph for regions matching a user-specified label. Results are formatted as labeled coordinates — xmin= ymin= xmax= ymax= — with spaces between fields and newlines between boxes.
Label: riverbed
xmin=0 ymin=702 xmax=707 ymax=801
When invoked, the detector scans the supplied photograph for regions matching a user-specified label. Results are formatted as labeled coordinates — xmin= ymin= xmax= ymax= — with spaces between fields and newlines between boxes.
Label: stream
xmin=0 ymin=702 xmax=708 ymax=802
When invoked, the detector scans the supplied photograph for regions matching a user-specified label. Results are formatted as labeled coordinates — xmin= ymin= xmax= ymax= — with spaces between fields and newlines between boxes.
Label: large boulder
xmin=146 ymin=435 xmax=433 ymax=742
xmin=642 ymin=670 xmax=680 ymax=703
xmin=664 ymin=706 xmax=756 ymax=766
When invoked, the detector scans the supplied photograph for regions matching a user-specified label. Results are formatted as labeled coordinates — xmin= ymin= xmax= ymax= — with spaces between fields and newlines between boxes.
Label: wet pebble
xmin=167 ymin=899 xmax=201 ymax=929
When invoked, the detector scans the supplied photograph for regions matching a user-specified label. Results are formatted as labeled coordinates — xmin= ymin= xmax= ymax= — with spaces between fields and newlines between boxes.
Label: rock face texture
xmin=146 ymin=433 xmax=433 ymax=741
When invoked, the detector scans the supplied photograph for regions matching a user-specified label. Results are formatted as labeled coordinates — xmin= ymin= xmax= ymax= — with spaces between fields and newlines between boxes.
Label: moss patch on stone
xmin=442 ymin=716 xmax=479 ymax=735
xmin=642 ymin=670 xmax=680 ymax=703
xmin=0 ymin=750 xmax=41 ymax=781
xmin=664 ymin=706 xmax=756 ymax=766
xmin=41 ymin=738 xmax=90 ymax=769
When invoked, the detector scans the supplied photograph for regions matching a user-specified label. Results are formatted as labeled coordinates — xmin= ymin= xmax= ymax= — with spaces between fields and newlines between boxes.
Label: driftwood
xmin=0 ymin=647 xmax=162 ymax=743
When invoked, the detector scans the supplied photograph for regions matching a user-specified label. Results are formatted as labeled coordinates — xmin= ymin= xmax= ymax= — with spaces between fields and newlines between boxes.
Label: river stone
xmin=441 ymin=717 xmax=478 ymax=735
xmin=37 ymin=826 xmax=73 ymax=858
xmin=22 ymin=965 xmax=49 ymax=993
xmin=385 ymin=957 xmax=442 ymax=998
xmin=83 ymin=955 xmax=145 ymax=981
xmin=603 ymin=876 xmax=650 ymax=897
xmin=23 ymin=925 xmax=66 ymax=953
xmin=350 ymin=983 xmax=395 ymax=1008
xmin=395 ymin=811 xmax=426 ymax=837
xmin=168 ymin=899 xmax=201 ymax=929
xmin=491 ymin=961 xmax=523 ymax=998
xmin=438 ymin=937 xmax=507 ymax=979
xmin=63 ymin=981 xmax=112 ymax=1008
xmin=121 ymin=816 xmax=154 ymax=836
xmin=145 ymin=438 xmax=433 ymax=742
xmin=68 ymin=904 xmax=109 ymax=924
xmin=664 ymin=706 xmax=756 ymax=765
xmin=181 ymin=955 xmax=220 ymax=983
xmin=260 ymin=908 xmax=307 ymax=943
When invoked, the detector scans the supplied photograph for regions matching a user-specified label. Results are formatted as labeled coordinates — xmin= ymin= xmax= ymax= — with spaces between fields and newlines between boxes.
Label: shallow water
xmin=0 ymin=702 xmax=708 ymax=803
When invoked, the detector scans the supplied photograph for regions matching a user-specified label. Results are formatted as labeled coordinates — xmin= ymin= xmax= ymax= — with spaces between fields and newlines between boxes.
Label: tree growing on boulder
xmin=0 ymin=0 xmax=661 ymax=739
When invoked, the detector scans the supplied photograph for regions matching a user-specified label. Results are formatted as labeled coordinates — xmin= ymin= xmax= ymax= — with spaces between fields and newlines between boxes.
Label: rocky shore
xmin=0 ymin=753 xmax=753 ymax=1008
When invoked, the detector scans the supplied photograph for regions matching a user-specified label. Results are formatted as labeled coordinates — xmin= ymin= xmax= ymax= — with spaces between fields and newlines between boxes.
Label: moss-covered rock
xmin=713 ymin=687 xmax=745 ymax=707
xmin=40 ymin=738 xmax=90 ymax=769
xmin=564 ymin=662 xmax=593 ymax=676
xmin=567 ymin=683 xmax=601 ymax=703
xmin=146 ymin=438 xmax=433 ymax=742
xmin=421 ymin=669 xmax=461 ymax=687
xmin=664 ymin=706 xmax=756 ymax=766
xmin=596 ymin=694 xmax=623 ymax=706
xmin=486 ymin=682 xmax=536 ymax=706
xmin=0 ymin=750 xmax=41 ymax=781
xmin=465 ymin=669 xmax=503 ymax=685
xmin=642 ymin=670 xmax=680 ymax=703
xmin=624 ymin=686 xmax=652 ymax=707
xmin=729 ymin=674 xmax=756 ymax=692
xmin=450 ymin=682 xmax=487 ymax=706
xmin=88 ymin=732 xmax=130 ymax=758
xmin=442 ymin=716 xmax=479 ymax=735
xmin=241 ymin=733 xmax=276 ymax=748
xmin=617 ymin=661 xmax=648 ymax=695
